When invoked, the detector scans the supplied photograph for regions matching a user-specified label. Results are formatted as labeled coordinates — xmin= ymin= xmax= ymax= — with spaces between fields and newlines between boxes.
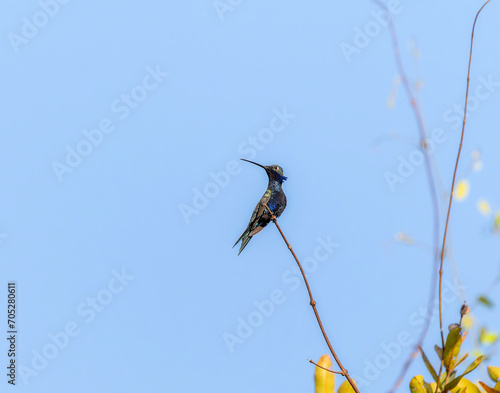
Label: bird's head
xmin=241 ymin=159 xmax=287 ymax=183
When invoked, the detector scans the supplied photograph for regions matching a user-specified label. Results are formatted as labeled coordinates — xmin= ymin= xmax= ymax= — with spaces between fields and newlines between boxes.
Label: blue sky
xmin=2 ymin=1 xmax=500 ymax=392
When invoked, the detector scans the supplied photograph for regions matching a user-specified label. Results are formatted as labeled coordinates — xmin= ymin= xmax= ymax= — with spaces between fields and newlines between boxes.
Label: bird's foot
xmin=263 ymin=204 xmax=277 ymax=221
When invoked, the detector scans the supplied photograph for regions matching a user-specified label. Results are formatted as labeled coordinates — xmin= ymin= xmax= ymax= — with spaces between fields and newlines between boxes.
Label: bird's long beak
xmin=240 ymin=158 xmax=266 ymax=170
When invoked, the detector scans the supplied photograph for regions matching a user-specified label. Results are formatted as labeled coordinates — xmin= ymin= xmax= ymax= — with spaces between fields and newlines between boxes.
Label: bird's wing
xmin=233 ymin=202 xmax=266 ymax=246
xmin=233 ymin=190 xmax=271 ymax=248
xmin=259 ymin=189 xmax=271 ymax=204
xmin=247 ymin=202 xmax=266 ymax=229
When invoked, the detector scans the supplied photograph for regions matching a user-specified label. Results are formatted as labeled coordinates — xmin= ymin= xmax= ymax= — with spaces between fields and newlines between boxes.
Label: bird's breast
xmin=267 ymin=193 xmax=286 ymax=213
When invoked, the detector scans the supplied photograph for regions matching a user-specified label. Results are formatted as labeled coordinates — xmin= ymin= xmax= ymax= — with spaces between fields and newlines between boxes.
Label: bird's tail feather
xmin=233 ymin=230 xmax=246 ymax=249
xmin=233 ymin=229 xmax=252 ymax=255
xmin=237 ymin=235 xmax=252 ymax=255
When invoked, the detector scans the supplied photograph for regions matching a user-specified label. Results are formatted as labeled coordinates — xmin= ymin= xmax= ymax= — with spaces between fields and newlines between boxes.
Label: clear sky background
xmin=1 ymin=1 xmax=500 ymax=392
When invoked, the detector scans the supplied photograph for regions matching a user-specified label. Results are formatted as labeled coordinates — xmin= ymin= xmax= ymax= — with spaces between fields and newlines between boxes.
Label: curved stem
xmin=435 ymin=2 xmax=492 ymax=390
xmin=370 ymin=2 xmax=442 ymax=390
xmin=263 ymin=204 xmax=360 ymax=393
xmin=308 ymin=359 xmax=345 ymax=375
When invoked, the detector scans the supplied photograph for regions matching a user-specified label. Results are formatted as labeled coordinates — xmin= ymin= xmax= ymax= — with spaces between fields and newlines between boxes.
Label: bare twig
xmin=308 ymin=359 xmax=345 ymax=375
xmin=370 ymin=2 xmax=442 ymax=391
xmin=435 ymin=1 xmax=493 ymax=390
xmin=263 ymin=204 xmax=360 ymax=393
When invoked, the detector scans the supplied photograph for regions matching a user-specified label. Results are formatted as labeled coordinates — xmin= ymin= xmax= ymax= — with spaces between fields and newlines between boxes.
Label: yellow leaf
xmin=337 ymin=380 xmax=357 ymax=393
xmin=454 ymin=179 xmax=470 ymax=201
xmin=478 ymin=199 xmax=492 ymax=216
xmin=410 ymin=375 xmax=427 ymax=393
xmin=480 ymin=328 xmax=499 ymax=345
xmin=488 ymin=366 xmax=500 ymax=382
xmin=462 ymin=314 xmax=474 ymax=329
xmin=494 ymin=213 xmax=500 ymax=232
xmin=315 ymin=355 xmax=335 ymax=393
xmin=451 ymin=378 xmax=481 ymax=393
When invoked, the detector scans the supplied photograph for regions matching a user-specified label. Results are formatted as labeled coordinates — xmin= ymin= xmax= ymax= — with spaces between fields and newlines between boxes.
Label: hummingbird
xmin=233 ymin=159 xmax=287 ymax=255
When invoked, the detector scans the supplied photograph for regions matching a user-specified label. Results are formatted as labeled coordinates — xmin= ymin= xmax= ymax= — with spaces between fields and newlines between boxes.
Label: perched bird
xmin=233 ymin=159 xmax=287 ymax=255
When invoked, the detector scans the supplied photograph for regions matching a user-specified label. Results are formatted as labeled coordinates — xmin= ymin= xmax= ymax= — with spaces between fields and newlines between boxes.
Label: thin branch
xmin=435 ymin=1 xmax=492 ymax=390
xmin=263 ymin=204 xmax=360 ymax=393
xmin=370 ymin=2 xmax=442 ymax=391
xmin=308 ymin=359 xmax=345 ymax=375
xmin=439 ymin=0 xmax=493 ymax=330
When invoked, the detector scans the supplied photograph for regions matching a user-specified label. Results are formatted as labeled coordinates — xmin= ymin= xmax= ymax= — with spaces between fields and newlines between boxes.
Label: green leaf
xmin=444 ymin=326 xmax=465 ymax=371
xmin=444 ymin=355 xmax=485 ymax=392
xmin=478 ymin=296 xmax=494 ymax=308
xmin=463 ymin=356 xmax=485 ymax=376
xmin=422 ymin=381 xmax=434 ymax=393
xmin=419 ymin=347 xmax=439 ymax=382
xmin=438 ymin=372 xmax=447 ymax=388
xmin=454 ymin=353 xmax=469 ymax=370
xmin=435 ymin=345 xmax=443 ymax=360
xmin=410 ymin=375 xmax=427 ymax=393
xmin=444 ymin=375 xmax=464 ymax=391
xmin=479 ymin=381 xmax=500 ymax=393
xmin=488 ymin=366 xmax=500 ymax=382
xmin=314 ymin=355 xmax=335 ymax=393
xmin=480 ymin=328 xmax=499 ymax=345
